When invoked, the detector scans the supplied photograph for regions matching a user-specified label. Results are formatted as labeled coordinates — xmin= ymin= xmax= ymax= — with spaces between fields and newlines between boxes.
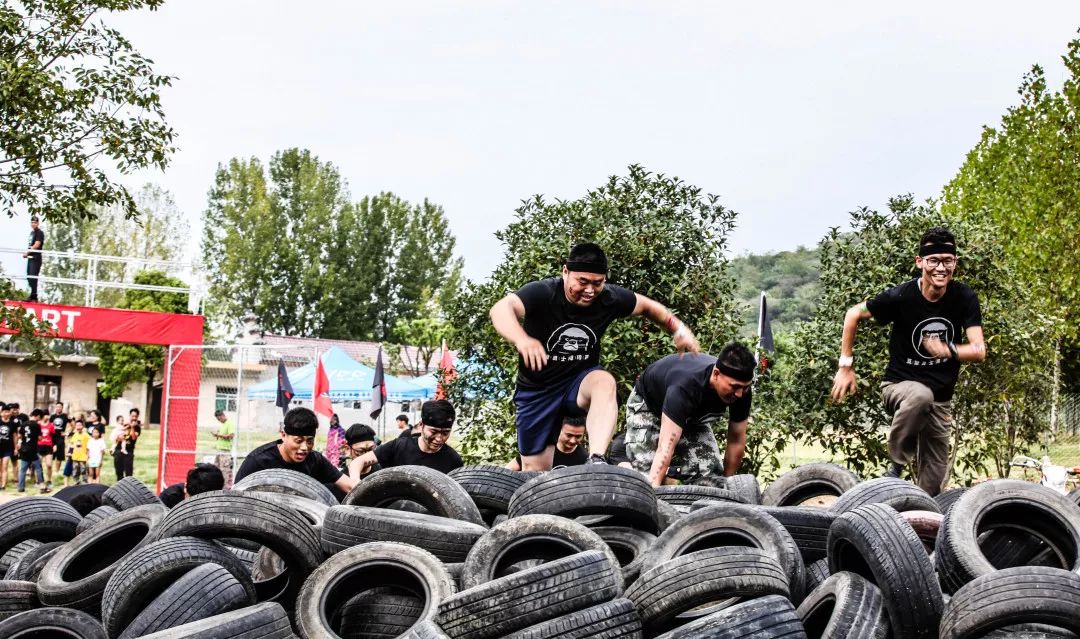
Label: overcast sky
xmin=4 ymin=1 xmax=1080 ymax=285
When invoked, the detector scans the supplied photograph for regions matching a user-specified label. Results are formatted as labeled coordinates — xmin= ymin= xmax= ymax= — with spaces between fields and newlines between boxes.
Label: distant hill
xmin=730 ymin=246 xmax=820 ymax=338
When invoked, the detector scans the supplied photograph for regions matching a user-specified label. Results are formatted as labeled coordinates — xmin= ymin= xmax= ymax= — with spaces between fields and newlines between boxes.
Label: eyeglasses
xmin=923 ymin=257 xmax=957 ymax=270
xmin=351 ymin=443 xmax=376 ymax=454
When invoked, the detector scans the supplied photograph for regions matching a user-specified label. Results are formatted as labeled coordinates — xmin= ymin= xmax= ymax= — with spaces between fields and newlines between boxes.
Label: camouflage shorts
xmin=623 ymin=389 xmax=724 ymax=478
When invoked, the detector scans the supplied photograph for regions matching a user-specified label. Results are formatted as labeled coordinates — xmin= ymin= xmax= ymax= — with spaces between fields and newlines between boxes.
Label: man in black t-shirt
xmin=235 ymin=407 xmax=356 ymax=493
xmin=352 ymin=400 xmax=463 ymax=474
xmin=624 ymin=345 xmax=756 ymax=487
xmin=395 ymin=414 xmax=419 ymax=439
xmin=507 ymin=416 xmax=588 ymax=470
xmin=490 ymin=243 xmax=701 ymax=471
xmin=24 ymin=216 xmax=44 ymax=301
xmin=51 ymin=402 xmax=68 ymax=485
xmin=831 ymin=227 xmax=986 ymax=496
xmin=15 ymin=409 xmax=46 ymax=493
xmin=0 ymin=403 xmax=16 ymax=489
xmin=159 ymin=463 xmax=226 ymax=508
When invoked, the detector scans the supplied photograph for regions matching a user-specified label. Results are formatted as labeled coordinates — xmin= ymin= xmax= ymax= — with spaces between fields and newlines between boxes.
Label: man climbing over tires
xmin=490 ymin=242 xmax=701 ymax=471
xmin=830 ymin=226 xmax=986 ymax=496
xmin=235 ymin=406 xmax=356 ymax=493
xmin=624 ymin=344 xmax=756 ymax=487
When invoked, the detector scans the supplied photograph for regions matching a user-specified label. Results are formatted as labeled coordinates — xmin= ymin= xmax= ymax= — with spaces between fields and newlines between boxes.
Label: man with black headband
xmin=234 ymin=407 xmax=357 ymax=493
xmin=490 ymin=242 xmax=701 ymax=471
xmin=624 ymin=344 xmax=756 ymax=486
xmin=831 ymin=227 xmax=985 ymax=496
xmin=351 ymin=399 xmax=463 ymax=474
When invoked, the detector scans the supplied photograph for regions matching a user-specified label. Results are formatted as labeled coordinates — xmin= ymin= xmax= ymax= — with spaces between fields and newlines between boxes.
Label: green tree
xmin=47 ymin=183 xmax=189 ymax=307
xmin=757 ymin=196 xmax=1059 ymax=482
xmin=942 ymin=35 xmax=1080 ymax=406
xmin=94 ymin=270 xmax=190 ymax=414
xmin=445 ymin=165 xmax=742 ymax=465
xmin=202 ymin=152 xmax=461 ymax=341
xmin=730 ymin=246 xmax=820 ymax=336
xmin=0 ymin=0 xmax=175 ymax=221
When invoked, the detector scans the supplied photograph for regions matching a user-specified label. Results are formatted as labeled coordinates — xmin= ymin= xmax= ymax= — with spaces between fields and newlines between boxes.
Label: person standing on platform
xmin=23 ymin=216 xmax=44 ymax=301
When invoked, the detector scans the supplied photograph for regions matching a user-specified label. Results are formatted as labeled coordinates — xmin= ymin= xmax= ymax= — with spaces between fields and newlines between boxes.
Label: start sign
xmin=1 ymin=301 xmax=203 ymax=345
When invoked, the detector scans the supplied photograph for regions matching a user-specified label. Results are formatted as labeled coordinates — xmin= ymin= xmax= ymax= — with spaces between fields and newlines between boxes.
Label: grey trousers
xmin=881 ymin=380 xmax=952 ymax=496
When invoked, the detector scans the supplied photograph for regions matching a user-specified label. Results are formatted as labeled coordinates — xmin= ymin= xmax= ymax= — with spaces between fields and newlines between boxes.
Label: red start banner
xmin=2 ymin=300 xmax=205 ymax=490
xmin=1 ymin=301 xmax=203 ymax=345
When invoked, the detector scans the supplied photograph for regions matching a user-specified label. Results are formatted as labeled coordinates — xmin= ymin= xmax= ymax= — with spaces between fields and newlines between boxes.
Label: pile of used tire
xmin=3 ymin=463 xmax=1080 ymax=638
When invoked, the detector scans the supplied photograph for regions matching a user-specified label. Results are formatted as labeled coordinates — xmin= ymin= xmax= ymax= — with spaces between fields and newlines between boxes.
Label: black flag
xmin=370 ymin=347 xmax=387 ymax=420
xmin=276 ymin=358 xmax=295 ymax=416
xmin=758 ymin=292 xmax=775 ymax=353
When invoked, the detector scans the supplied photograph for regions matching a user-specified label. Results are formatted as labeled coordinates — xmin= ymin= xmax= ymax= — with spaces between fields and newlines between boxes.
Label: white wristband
xmin=838 ymin=355 xmax=854 ymax=368
xmin=673 ymin=323 xmax=688 ymax=340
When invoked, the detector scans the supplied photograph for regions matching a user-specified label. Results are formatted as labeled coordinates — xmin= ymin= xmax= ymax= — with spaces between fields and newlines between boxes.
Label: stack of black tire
xmin=3 ymin=463 xmax=1080 ymax=638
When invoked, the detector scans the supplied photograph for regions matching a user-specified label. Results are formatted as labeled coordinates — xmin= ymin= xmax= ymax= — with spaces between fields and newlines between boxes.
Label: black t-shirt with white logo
xmin=234 ymin=440 xmax=342 ymax=484
xmin=515 ymin=277 xmax=637 ymax=390
xmin=17 ymin=421 xmax=41 ymax=459
xmin=0 ymin=419 xmax=14 ymax=454
xmin=373 ymin=436 xmax=463 ymax=474
xmin=867 ymin=278 xmax=982 ymax=401
xmin=634 ymin=353 xmax=752 ymax=428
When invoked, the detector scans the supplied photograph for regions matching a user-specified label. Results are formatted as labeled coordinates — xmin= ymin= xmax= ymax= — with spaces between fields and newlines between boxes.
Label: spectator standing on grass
xmin=159 ymin=463 xmax=225 ymax=508
xmin=0 ymin=403 xmax=16 ymax=489
xmin=15 ymin=409 xmax=46 ymax=493
xmin=395 ymin=414 xmax=419 ymax=438
xmin=234 ymin=407 xmax=356 ymax=493
xmin=68 ymin=420 xmax=90 ymax=485
xmin=87 ymin=427 xmax=106 ymax=483
xmin=51 ymin=403 xmax=68 ymax=487
xmin=123 ymin=408 xmax=142 ymax=478
xmin=324 ymin=413 xmax=345 ymax=468
xmin=211 ymin=410 xmax=235 ymax=487
xmin=351 ymin=400 xmax=463 ymax=475
xmin=831 ymin=227 xmax=986 ymax=496
xmin=111 ymin=416 xmax=128 ymax=479
xmin=36 ymin=409 xmax=56 ymax=489
xmin=23 ymin=216 xmax=44 ymax=302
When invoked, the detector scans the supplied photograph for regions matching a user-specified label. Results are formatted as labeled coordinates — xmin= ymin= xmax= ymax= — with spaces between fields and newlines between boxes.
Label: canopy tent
xmin=246 ymin=346 xmax=431 ymax=401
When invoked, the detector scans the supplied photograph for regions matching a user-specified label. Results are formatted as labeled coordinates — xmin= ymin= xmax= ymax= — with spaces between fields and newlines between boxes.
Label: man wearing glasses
xmin=830 ymin=227 xmax=986 ymax=496
xmin=351 ymin=400 xmax=463 ymax=474
xmin=624 ymin=344 xmax=757 ymax=487
xmin=235 ymin=407 xmax=357 ymax=492
xmin=343 ymin=423 xmax=379 ymax=480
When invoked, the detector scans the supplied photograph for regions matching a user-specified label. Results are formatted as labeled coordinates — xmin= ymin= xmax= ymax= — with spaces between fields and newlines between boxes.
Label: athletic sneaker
xmin=586 ymin=453 xmax=608 ymax=465
xmin=881 ymin=462 xmax=904 ymax=479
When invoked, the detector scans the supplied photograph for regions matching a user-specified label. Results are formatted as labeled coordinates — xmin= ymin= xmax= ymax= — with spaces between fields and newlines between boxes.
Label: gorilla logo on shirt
xmin=547 ymin=324 xmax=597 ymax=357
xmin=911 ymin=317 xmax=955 ymax=360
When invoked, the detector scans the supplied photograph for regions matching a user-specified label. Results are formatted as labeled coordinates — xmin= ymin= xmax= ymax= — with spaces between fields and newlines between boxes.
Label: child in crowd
xmin=110 ymin=416 xmax=128 ymax=455
xmin=87 ymin=426 xmax=106 ymax=483
xmin=68 ymin=419 xmax=90 ymax=485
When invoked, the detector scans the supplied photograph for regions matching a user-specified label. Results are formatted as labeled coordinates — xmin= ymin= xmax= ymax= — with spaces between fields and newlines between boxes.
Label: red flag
xmin=370 ymin=347 xmax=387 ymax=419
xmin=435 ymin=339 xmax=457 ymax=400
xmin=313 ymin=354 xmax=332 ymax=420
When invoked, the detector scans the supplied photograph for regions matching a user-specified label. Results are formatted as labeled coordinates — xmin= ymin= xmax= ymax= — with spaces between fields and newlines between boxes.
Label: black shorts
xmin=38 ymin=446 xmax=54 ymax=458
xmin=53 ymin=447 xmax=65 ymax=462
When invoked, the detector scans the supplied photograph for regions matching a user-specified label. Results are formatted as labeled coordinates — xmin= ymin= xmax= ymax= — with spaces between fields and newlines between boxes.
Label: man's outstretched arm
xmin=632 ymin=294 xmax=700 ymax=354
xmin=647 ymin=413 xmax=684 ymax=487
xmin=490 ymin=293 xmax=548 ymax=371
xmin=830 ymin=302 xmax=872 ymax=402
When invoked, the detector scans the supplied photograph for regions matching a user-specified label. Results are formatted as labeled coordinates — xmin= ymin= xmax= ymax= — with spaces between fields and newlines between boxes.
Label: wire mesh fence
xmin=160 ymin=344 xmax=428 ymax=487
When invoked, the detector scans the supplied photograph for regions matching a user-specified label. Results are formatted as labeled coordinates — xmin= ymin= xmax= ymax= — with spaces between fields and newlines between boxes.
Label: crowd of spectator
xmin=0 ymin=402 xmax=142 ymax=494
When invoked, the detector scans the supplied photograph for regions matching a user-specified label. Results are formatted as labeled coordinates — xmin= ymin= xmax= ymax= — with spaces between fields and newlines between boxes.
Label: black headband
xmin=283 ymin=422 xmax=317 ymax=437
xmin=715 ymin=361 xmax=754 ymax=383
xmin=919 ymin=242 xmax=956 ymax=257
xmin=565 ymin=260 xmax=608 ymax=276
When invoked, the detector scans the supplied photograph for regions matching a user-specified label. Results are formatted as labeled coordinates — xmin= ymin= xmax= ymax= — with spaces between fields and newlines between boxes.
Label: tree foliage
xmin=94 ymin=269 xmax=190 ymax=401
xmin=730 ymin=247 xmax=820 ymax=337
xmin=942 ymin=35 xmax=1080 ymax=350
xmin=446 ymin=165 xmax=743 ymax=465
xmin=755 ymin=196 xmax=1059 ymax=482
xmin=202 ymin=149 xmax=461 ymax=341
xmin=0 ymin=0 xmax=175 ymax=221
xmin=46 ymin=183 xmax=188 ymax=307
